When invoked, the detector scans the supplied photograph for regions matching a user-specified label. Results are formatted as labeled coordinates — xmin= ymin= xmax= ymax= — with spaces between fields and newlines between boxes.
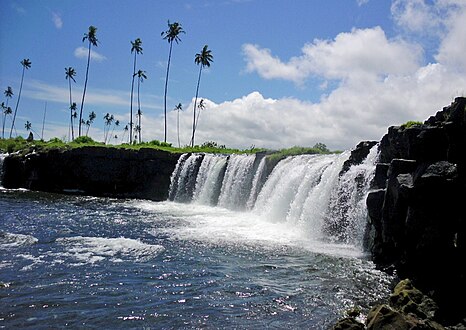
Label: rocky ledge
xmin=364 ymin=97 xmax=466 ymax=326
xmin=1 ymin=146 xmax=180 ymax=201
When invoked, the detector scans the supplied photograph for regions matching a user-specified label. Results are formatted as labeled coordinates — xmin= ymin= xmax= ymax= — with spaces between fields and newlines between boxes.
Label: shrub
xmin=401 ymin=121 xmax=423 ymax=129
xmin=73 ymin=136 xmax=95 ymax=144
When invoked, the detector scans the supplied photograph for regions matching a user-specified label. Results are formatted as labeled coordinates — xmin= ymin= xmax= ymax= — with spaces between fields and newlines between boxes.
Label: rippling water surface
xmin=0 ymin=189 xmax=393 ymax=329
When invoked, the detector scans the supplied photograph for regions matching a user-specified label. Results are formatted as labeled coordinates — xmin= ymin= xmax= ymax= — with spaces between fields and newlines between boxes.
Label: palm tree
xmin=191 ymin=45 xmax=213 ymax=147
xmin=161 ymin=21 xmax=185 ymax=143
xmin=79 ymin=26 xmax=98 ymax=137
xmin=2 ymin=104 xmax=12 ymax=139
xmin=86 ymin=111 xmax=96 ymax=137
xmin=129 ymin=38 xmax=143 ymax=144
xmin=174 ymin=103 xmax=183 ymax=148
xmin=103 ymin=112 xmax=114 ymax=143
xmin=136 ymin=69 xmax=147 ymax=143
xmin=194 ymin=98 xmax=205 ymax=134
xmin=65 ymin=67 xmax=77 ymax=141
xmin=121 ymin=124 xmax=129 ymax=143
xmin=2 ymin=86 xmax=13 ymax=138
xmin=10 ymin=59 xmax=31 ymax=138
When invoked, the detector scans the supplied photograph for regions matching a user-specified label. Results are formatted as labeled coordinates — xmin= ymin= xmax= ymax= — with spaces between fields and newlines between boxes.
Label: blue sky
xmin=1 ymin=0 xmax=465 ymax=150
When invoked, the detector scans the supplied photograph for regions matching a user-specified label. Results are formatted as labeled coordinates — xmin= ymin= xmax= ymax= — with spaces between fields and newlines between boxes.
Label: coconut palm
xmin=121 ymin=124 xmax=129 ymax=143
xmin=129 ymin=38 xmax=143 ymax=144
xmin=10 ymin=59 xmax=31 ymax=138
xmin=78 ymin=26 xmax=98 ymax=137
xmin=65 ymin=67 xmax=77 ymax=140
xmin=161 ymin=21 xmax=185 ymax=143
xmin=191 ymin=45 xmax=213 ymax=147
xmin=136 ymin=69 xmax=147 ymax=143
xmin=103 ymin=113 xmax=114 ymax=144
xmin=86 ymin=111 xmax=96 ymax=137
xmin=194 ymin=98 xmax=205 ymax=134
xmin=173 ymin=103 xmax=183 ymax=148
xmin=2 ymin=87 xmax=13 ymax=138
xmin=2 ymin=105 xmax=12 ymax=139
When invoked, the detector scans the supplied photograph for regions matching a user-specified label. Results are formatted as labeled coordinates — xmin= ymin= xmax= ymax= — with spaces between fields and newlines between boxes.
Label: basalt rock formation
xmin=1 ymin=146 xmax=180 ymax=201
xmin=366 ymin=97 xmax=466 ymax=325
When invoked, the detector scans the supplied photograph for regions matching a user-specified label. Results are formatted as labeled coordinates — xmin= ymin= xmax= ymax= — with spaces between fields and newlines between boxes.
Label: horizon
xmin=1 ymin=0 xmax=465 ymax=150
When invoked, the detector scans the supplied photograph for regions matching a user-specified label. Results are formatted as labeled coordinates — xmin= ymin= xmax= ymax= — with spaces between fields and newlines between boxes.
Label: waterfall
xmin=192 ymin=154 xmax=228 ymax=205
xmin=0 ymin=154 xmax=6 ymax=187
xmin=246 ymin=156 xmax=268 ymax=209
xmin=168 ymin=153 xmax=204 ymax=202
xmin=167 ymin=148 xmax=378 ymax=248
xmin=324 ymin=145 xmax=379 ymax=246
xmin=217 ymin=154 xmax=256 ymax=210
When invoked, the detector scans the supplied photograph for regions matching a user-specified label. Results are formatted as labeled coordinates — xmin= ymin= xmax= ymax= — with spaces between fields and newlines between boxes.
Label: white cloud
xmin=357 ymin=0 xmax=369 ymax=6
xmin=74 ymin=47 xmax=107 ymax=62
xmin=52 ymin=12 xmax=63 ymax=29
xmin=243 ymin=27 xmax=422 ymax=85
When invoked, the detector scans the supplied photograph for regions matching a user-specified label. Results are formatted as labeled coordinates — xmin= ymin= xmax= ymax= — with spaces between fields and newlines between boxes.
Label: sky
xmin=1 ymin=0 xmax=465 ymax=150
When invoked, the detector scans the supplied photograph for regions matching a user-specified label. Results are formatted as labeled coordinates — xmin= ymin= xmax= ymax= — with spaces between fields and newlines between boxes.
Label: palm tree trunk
xmin=79 ymin=40 xmax=92 ymax=137
xmin=137 ymin=78 xmax=142 ymax=143
xmin=191 ymin=65 xmax=203 ymax=147
xmin=130 ymin=52 xmax=137 ymax=144
xmin=163 ymin=41 xmax=173 ymax=143
xmin=177 ymin=108 xmax=180 ymax=148
xmin=69 ymin=78 xmax=74 ymax=141
xmin=9 ymin=66 xmax=25 ymax=138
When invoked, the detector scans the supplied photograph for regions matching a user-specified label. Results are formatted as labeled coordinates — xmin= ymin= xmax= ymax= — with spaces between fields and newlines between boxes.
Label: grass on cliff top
xmin=0 ymin=137 xmax=337 ymax=159
xmin=0 ymin=137 xmax=264 ymax=155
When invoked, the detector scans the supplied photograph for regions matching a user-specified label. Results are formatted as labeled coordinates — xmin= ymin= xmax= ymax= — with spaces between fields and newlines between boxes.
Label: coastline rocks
xmin=1 ymin=146 xmax=180 ymax=201
xmin=366 ymin=97 xmax=466 ymax=324
xmin=332 ymin=279 xmax=446 ymax=330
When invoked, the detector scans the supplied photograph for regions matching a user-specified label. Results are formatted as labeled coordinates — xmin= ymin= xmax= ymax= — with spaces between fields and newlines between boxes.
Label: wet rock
xmin=332 ymin=317 xmax=364 ymax=330
xmin=2 ymin=146 xmax=180 ymax=201
xmin=340 ymin=141 xmax=378 ymax=175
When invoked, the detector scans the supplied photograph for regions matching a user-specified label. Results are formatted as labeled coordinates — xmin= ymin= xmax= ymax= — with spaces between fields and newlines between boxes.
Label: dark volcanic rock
xmin=340 ymin=140 xmax=378 ymax=175
xmin=367 ymin=97 xmax=466 ymax=325
xmin=2 ymin=146 xmax=180 ymax=201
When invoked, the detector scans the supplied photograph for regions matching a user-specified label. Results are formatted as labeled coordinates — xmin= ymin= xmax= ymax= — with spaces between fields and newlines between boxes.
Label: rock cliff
xmin=1 ymin=146 xmax=180 ymax=201
xmin=366 ymin=97 xmax=466 ymax=324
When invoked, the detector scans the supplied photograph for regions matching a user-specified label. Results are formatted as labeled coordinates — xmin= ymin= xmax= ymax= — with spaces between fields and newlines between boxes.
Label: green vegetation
xmin=266 ymin=144 xmax=334 ymax=163
xmin=401 ymin=120 xmax=423 ymax=129
xmin=0 ymin=137 xmax=265 ymax=155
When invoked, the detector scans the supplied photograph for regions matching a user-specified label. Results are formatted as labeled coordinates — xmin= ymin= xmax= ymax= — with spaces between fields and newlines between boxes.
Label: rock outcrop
xmin=366 ymin=97 xmax=466 ymax=324
xmin=333 ymin=279 xmax=452 ymax=330
xmin=1 ymin=146 xmax=180 ymax=201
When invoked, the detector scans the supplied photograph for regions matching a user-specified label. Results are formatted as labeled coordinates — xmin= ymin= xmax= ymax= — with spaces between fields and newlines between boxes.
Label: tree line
xmin=1 ymin=21 xmax=213 ymax=147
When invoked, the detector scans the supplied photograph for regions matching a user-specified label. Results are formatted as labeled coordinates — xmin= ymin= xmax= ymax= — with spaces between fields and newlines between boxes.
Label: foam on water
xmin=55 ymin=236 xmax=165 ymax=265
xmin=132 ymin=201 xmax=365 ymax=258
xmin=0 ymin=232 xmax=38 ymax=248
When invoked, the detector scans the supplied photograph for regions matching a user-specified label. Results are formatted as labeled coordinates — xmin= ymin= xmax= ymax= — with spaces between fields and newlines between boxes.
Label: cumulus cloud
xmin=243 ymin=27 xmax=422 ymax=85
xmin=52 ymin=12 xmax=63 ymax=29
xmin=74 ymin=47 xmax=107 ymax=62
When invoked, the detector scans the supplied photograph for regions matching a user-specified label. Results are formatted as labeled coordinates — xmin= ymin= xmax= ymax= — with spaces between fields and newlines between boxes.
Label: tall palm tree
xmin=10 ymin=59 xmax=31 ymax=138
xmin=103 ymin=112 xmax=114 ymax=144
xmin=191 ymin=45 xmax=213 ymax=147
xmin=86 ymin=111 xmax=96 ymax=137
xmin=129 ymin=38 xmax=143 ymax=144
xmin=161 ymin=21 xmax=185 ymax=143
xmin=136 ymin=69 xmax=147 ymax=143
xmin=79 ymin=26 xmax=98 ymax=137
xmin=174 ymin=103 xmax=183 ymax=148
xmin=65 ymin=67 xmax=77 ymax=141
xmin=194 ymin=99 xmax=205 ymax=134
xmin=2 ymin=86 xmax=13 ymax=138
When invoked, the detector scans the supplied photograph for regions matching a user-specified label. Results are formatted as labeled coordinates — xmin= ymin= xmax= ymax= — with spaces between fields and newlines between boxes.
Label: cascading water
xmin=0 ymin=153 xmax=6 ymax=187
xmin=192 ymin=154 xmax=228 ymax=205
xmin=217 ymin=154 xmax=256 ymax=210
xmin=168 ymin=147 xmax=378 ymax=248
xmin=324 ymin=145 xmax=379 ymax=246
